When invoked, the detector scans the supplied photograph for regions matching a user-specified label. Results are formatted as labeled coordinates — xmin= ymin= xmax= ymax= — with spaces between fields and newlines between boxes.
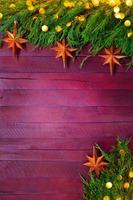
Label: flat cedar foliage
xmin=0 ymin=0 xmax=133 ymax=68
xmin=82 ymin=139 xmax=133 ymax=200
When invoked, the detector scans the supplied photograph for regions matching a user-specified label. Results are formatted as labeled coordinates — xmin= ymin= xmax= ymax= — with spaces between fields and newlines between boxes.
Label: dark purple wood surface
xmin=0 ymin=46 xmax=133 ymax=200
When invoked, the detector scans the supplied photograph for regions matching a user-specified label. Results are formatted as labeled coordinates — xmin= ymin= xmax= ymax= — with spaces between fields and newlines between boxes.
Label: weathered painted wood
xmin=0 ymin=56 xmax=129 ymax=73
xmin=1 ymin=73 xmax=133 ymax=90
xmin=0 ymin=44 xmax=89 ymax=57
xmin=0 ymin=46 xmax=133 ymax=200
xmin=0 ymin=136 xmax=126 ymax=151
xmin=0 ymin=178 xmax=81 ymax=194
xmin=0 ymin=149 xmax=87 ymax=161
xmin=0 ymin=122 xmax=132 ymax=138
xmin=1 ymin=90 xmax=133 ymax=107
xmin=1 ymin=106 xmax=133 ymax=123
xmin=0 ymin=161 xmax=84 ymax=179
xmin=0 ymin=194 xmax=82 ymax=200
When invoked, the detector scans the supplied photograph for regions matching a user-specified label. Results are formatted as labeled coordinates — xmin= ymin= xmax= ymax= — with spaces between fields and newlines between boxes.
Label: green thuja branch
xmin=82 ymin=139 xmax=133 ymax=200
xmin=0 ymin=0 xmax=133 ymax=69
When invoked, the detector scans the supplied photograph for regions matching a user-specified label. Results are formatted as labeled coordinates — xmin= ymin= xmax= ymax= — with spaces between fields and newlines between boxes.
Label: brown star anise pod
xmin=99 ymin=46 xmax=125 ymax=75
xmin=84 ymin=146 xmax=108 ymax=177
xmin=3 ymin=21 xmax=27 ymax=57
xmin=52 ymin=39 xmax=77 ymax=68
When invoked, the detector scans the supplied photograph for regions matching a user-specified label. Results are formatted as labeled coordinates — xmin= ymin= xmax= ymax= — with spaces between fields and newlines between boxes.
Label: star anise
xmin=52 ymin=39 xmax=77 ymax=68
xmin=99 ymin=46 xmax=125 ymax=75
xmin=84 ymin=146 xmax=108 ymax=177
xmin=3 ymin=21 xmax=27 ymax=57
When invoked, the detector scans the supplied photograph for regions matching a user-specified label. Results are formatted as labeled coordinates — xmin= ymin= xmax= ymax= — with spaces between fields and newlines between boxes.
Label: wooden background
xmin=0 ymin=45 xmax=133 ymax=200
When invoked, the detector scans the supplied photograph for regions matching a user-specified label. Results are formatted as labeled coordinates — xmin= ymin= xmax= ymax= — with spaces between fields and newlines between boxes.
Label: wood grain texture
xmin=0 ymin=46 xmax=133 ymax=200
xmin=1 ymin=73 xmax=133 ymax=90
xmin=0 ymin=137 xmax=126 ymax=151
xmin=0 ymin=56 xmax=130 ymax=73
xmin=0 ymin=160 xmax=83 ymax=179
xmin=1 ymin=106 xmax=133 ymax=123
xmin=0 ymin=178 xmax=81 ymax=194
xmin=1 ymin=90 xmax=133 ymax=106
xmin=0 ymin=194 xmax=82 ymax=200
xmin=0 ymin=122 xmax=133 ymax=138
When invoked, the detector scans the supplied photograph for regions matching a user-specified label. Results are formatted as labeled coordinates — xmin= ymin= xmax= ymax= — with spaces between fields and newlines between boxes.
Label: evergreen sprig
xmin=0 ymin=0 xmax=133 ymax=68
xmin=82 ymin=139 xmax=133 ymax=200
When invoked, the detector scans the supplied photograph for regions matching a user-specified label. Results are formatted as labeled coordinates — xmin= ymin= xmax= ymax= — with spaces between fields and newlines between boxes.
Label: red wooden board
xmin=0 ymin=46 xmax=133 ymax=200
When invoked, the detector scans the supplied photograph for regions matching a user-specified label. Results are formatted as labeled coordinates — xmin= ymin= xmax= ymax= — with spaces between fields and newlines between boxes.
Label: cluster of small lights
xmin=112 ymin=0 xmax=133 ymax=37
xmin=102 ymin=171 xmax=133 ymax=200
xmin=102 ymin=147 xmax=133 ymax=200
xmin=0 ymin=0 xmax=133 ymax=37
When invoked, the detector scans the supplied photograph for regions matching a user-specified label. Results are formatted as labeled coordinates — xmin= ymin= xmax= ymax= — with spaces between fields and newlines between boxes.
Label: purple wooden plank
xmin=0 ymin=160 xmax=84 ymax=179
xmin=0 ymin=122 xmax=132 ymax=139
xmin=0 ymin=44 xmax=89 ymax=57
xmin=0 ymin=135 xmax=132 ymax=151
xmin=0 ymin=45 xmax=133 ymax=200
xmin=1 ymin=106 xmax=133 ymax=123
xmin=1 ymin=73 xmax=133 ymax=90
xmin=0 ymin=56 xmax=130 ymax=73
xmin=1 ymin=90 xmax=133 ymax=107
xmin=0 ymin=178 xmax=81 ymax=194
xmin=0 ymin=194 xmax=82 ymax=200
xmin=0 ymin=149 xmax=87 ymax=161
